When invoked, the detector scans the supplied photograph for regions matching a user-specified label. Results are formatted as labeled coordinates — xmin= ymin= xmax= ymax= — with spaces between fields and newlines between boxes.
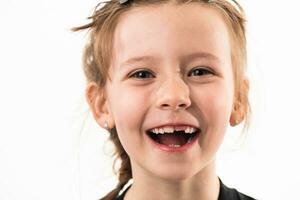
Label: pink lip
xmin=145 ymin=130 xmax=200 ymax=153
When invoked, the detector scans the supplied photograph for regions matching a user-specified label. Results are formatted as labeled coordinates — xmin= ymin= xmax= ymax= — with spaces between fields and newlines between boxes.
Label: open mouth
xmin=146 ymin=128 xmax=200 ymax=148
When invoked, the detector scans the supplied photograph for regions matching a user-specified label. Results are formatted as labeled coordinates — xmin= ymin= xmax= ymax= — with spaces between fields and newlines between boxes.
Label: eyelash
xmin=129 ymin=69 xmax=155 ymax=79
xmin=129 ymin=67 xmax=214 ymax=79
xmin=188 ymin=67 xmax=214 ymax=77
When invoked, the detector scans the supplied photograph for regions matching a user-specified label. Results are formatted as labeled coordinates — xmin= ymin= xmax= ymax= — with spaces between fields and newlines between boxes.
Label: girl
xmin=73 ymin=0 xmax=255 ymax=199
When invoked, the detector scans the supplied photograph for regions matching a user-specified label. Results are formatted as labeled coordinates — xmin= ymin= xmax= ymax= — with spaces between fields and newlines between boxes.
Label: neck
xmin=124 ymin=161 xmax=220 ymax=200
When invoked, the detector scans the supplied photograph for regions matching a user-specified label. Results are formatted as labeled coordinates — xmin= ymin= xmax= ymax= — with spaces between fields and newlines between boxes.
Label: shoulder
xmin=218 ymin=178 xmax=257 ymax=200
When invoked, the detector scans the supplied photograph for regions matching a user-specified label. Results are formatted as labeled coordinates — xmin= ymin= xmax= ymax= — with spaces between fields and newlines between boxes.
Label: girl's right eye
xmin=129 ymin=70 xmax=155 ymax=79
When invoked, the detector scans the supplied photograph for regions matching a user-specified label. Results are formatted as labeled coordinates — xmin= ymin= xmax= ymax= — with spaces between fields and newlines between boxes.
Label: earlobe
xmin=230 ymin=106 xmax=241 ymax=127
xmin=85 ymin=82 xmax=113 ymax=130
xmin=230 ymin=78 xmax=249 ymax=127
xmin=230 ymin=110 xmax=243 ymax=126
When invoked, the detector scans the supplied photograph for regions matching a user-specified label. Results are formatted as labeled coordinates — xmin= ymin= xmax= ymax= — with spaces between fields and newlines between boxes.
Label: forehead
xmin=112 ymin=3 xmax=231 ymax=67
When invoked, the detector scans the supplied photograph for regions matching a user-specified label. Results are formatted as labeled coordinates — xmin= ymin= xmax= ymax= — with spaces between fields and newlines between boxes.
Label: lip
xmin=145 ymin=130 xmax=201 ymax=153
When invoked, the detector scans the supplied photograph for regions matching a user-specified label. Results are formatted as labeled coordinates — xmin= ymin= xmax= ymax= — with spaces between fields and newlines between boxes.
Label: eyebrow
xmin=121 ymin=56 xmax=156 ymax=67
xmin=121 ymin=52 xmax=220 ymax=67
xmin=181 ymin=52 xmax=220 ymax=63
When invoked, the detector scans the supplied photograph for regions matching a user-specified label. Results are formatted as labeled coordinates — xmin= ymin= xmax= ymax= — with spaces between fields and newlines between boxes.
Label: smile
xmin=145 ymin=125 xmax=201 ymax=152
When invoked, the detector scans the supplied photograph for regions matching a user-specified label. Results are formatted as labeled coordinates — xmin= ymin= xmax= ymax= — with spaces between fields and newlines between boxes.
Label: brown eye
xmin=188 ymin=67 xmax=213 ymax=77
xmin=129 ymin=70 xmax=155 ymax=79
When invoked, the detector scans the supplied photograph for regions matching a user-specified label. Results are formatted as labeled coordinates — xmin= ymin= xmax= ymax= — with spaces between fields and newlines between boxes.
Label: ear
xmin=85 ymin=82 xmax=114 ymax=130
xmin=230 ymin=78 xmax=249 ymax=127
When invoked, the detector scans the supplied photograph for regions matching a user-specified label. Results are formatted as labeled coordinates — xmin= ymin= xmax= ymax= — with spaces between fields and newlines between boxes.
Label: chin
xmin=151 ymin=164 xmax=199 ymax=182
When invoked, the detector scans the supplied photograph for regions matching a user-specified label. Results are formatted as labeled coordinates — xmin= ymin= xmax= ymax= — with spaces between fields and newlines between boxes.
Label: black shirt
xmin=217 ymin=178 xmax=256 ymax=200
xmin=114 ymin=178 xmax=256 ymax=200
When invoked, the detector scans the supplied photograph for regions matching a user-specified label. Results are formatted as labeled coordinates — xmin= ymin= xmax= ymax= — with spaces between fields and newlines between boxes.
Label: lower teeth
xmin=168 ymin=144 xmax=181 ymax=148
xmin=187 ymin=137 xmax=193 ymax=144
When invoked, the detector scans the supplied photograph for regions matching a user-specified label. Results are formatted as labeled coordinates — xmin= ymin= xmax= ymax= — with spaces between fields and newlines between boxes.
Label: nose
xmin=156 ymin=75 xmax=191 ymax=111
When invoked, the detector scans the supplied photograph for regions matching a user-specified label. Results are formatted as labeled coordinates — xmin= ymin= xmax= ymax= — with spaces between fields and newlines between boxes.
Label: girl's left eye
xmin=129 ymin=70 xmax=155 ymax=79
xmin=188 ymin=67 xmax=214 ymax=77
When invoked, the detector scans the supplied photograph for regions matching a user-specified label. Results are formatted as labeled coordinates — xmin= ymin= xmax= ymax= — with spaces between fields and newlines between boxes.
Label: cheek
xmin=210 ymin=86 xmax=233 ymax=120
xmin=108 ymin=84 xmax=151 ymax=148
xmin=192 ymin=81 xmax=234 ymax=150
xmin=111 ymin=84 xmax=150 ymax=120
xmin=193 ymin=82 xmax=233 ymax=121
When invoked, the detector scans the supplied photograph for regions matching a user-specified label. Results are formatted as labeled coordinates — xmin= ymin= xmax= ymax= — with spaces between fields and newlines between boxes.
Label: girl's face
xmin=105 ymin=3 xmax=234 ymax=181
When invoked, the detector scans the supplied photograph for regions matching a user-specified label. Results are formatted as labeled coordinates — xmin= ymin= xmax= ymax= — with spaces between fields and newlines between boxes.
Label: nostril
xmin=161 ymin=103 xmax=188 ymax=110
xmin=161 ymin=104 xmax=172 ymax=109
xmin=176 ymin=103 xmax=189 ymax=110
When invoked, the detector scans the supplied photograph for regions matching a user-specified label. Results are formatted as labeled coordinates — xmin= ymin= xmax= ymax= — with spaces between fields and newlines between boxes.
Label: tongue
xmin=158 ymin=134 xmax=187 ymax=146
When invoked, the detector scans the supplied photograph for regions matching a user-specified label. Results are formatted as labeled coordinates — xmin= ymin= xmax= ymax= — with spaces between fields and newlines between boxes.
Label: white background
xmin=0 ymin=0 xmax=299 ymax=199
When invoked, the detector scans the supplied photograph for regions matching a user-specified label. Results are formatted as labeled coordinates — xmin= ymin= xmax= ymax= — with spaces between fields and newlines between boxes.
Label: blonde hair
xmin=73 ymin=0 xmax=250 ymax=199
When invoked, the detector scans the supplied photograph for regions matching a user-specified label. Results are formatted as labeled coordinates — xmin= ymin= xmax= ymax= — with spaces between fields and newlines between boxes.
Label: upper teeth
xmin=149 ymin=126 xmax=197 ymax=134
